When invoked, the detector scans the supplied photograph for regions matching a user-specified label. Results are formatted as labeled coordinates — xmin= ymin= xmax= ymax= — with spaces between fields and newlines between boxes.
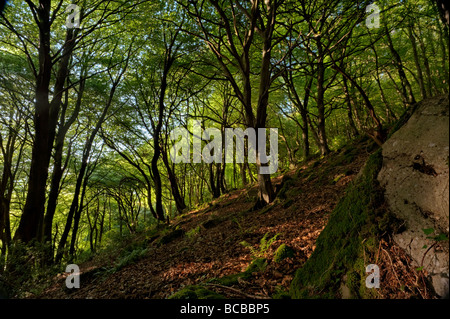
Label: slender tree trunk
xmin=316 ymin=55 xmax=331 ymax=156
xmin=44 ymin=76 xmax=84 ymax=247
xmin=69 ymin=163 xmax=91 ymax=257
xmin=56 ymin=71 xmax=123 ymax=261
xmin=342 ymin=77 xmax=359 ymax=138
xmin=161 ymin=149 xmax=186 ymax=213
xmin=385 ymin=25 xmax=416 ymax=107
xmin=209 ymin=163 xmax=220 ymax=198
xmin=239 ymin=163 xmax=248 ymax=186
xmin=437 ymin=21 xmax=449 ymax=92
xmin=332 ymin=63 xmax=385 ymax=145
xmin=416 ymin=23 xmax=436 ymax=97
xmin=407 ymin=24 xmax=427 ymax=99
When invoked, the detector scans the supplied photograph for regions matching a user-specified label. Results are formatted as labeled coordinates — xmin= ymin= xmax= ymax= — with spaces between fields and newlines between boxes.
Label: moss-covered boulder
xmin=289 ymin=149 xmax=393 ymax=299
xmin=158 ymin=228 xmax=185 ymax=245
xmin=273 ymin=244 xmax=295 ymax=263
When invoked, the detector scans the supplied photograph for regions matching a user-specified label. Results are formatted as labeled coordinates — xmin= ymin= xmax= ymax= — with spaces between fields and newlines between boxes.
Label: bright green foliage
xmin=241 ymin=233 xmax=280 ymax=259
xmin=0 ymin=0 xmax=448 ymax=299
xmin=274 ymin=244 xmax=295 ymax=263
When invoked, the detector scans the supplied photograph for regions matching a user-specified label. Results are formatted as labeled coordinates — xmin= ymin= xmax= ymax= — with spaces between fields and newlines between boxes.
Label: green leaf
xmin=433 ymin=234 xmax=449 ymax=242
xmin=416 ymin=266 xmax=424 ymax=271
xmin=422 ymin=245 xmax=428 ymax=249
xmin=422 ymin=228 xmax=434 ymax=235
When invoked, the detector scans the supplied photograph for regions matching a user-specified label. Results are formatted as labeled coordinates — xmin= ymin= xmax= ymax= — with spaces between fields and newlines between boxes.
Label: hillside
xmin=30 ymin=135 xmax=435 ymax=300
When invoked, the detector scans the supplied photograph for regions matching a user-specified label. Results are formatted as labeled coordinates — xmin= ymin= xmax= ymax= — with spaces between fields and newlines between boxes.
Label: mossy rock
xmin=169 ymin=285 xmax=225 ymax=299
xmin=211 ymin=258 xmax=268 ymax=286
xmin=277 ymin=177 xmax=296 ymax=199
xmin=282 ymin=199 xmax=294 ymax=209
xmin=290 ymin=149 xmax=385 ymax=299
xmin=273 ymin=244 xmax=295 ymax=263
xmin=158 ymin=228 xmax=185 ymax=245
xmin=202 ymin=218 xmax=223 ymax=229
xmin=211 ymin=273 xmax=243 ymax=286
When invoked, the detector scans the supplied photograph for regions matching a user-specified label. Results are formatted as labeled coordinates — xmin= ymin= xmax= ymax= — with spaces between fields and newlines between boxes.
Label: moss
xmin=212 ymin=273 xmax=243 ymax=286
xmin=211 ymin=258 xmax=268 ymax=286
xmin=331 ymin=148 xmax=359 ymax=167
xmin=277 ymin=177 xmax=296 ymax=199
xmin=272 ymin=286 xmax=291 ymax=299
xmin=274 ymin=244 xmax=295 ymax=263
xmin=290 ymin=149 xmax=386 ymax=299
xmin=387 ymin=101 xmax=420 ymax=139
xmin=245 ymin=258 xmax=268 ymax=274
xmin=259 ymin=204 xmax=275 ymax=215
xmin=282 ymin=199 xmax=294 ymax=209
xmin=331 ymin=174 xmax=345 ymax=185
xmin=202 ymin=218 xmax=223 ymax=229
xmin=169 ymin=285 xmax=225 ymax=299
xmin=346 ymin=271 xmax=361 ymax=298
xmin=158 ymin=228 xmax=185 ymax=245
xmin=186 ymin=226 xmax=201 ymax=239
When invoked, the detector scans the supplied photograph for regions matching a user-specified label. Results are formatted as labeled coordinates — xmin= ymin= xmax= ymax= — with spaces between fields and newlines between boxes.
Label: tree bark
xmin=407 ymin=23 xmax=427 ymax=100
xmin=384 ymin=25 xmax=416 ymax=108
xmin=161 ymin=149 xmax=186 ymax=214
xmin=315 ymin=51 xmax=331 ymax=156
xmin=14 ymin=3 xmax=78 ymax=244
xmin=342 ymin=76 xmax=360 ymax=138
xmin=43 ymin=76 xmax=84 ymax=246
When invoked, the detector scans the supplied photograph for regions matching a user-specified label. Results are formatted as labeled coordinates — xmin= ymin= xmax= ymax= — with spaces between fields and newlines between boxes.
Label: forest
xmin=0 ymin=0 xmax=449 ymax=301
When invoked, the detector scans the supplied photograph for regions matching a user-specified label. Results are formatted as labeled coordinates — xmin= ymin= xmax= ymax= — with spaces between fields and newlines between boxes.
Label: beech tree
xmin=178 ymin=0 xmax=300 ymax=206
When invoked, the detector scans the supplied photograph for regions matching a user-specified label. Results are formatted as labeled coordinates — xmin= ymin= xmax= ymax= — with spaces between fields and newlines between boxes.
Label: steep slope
xmin=290 ymin=95 xmax=448 ymax=299
xmin=32 ymin=94 xmax=447 ymax=300
xmin=35 ymin=137 xmax=376 ymax=299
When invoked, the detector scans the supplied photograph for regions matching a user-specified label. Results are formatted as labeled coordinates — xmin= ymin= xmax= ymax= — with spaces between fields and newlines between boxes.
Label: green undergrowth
xmin=274 ymin=244 xmax=295 ymax=263
xmin=168 ymin=285 xmax=225 ymax=299
xmin=289 ymin=149 xmax=401 ymax=299
xmin=209 ymin=257 xmax=268 ymax=287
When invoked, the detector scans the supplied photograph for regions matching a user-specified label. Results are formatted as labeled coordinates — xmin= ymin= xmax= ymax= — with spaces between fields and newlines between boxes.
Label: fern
xmin=241 ymin=233 xmax=280 ymax=259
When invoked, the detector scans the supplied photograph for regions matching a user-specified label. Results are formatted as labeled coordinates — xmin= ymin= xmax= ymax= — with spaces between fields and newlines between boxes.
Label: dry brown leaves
xmin=36 ymin=146 xmax=428 ymax=299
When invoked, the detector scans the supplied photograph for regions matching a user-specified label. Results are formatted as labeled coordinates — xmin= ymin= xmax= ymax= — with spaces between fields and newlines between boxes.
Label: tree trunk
xmin=14 ymin=7 xmax=78 ymax=243
xmin=407 ymin=23 xmax=427 ymax=99
xmin=55 ymin=156 xmax=88 ymax=262
xmin=161 ymin=150 xmax=186 ymax=214
xmin=44 ymin=76 xmax=84 ymax=247
xmin=209 ymin=163 xmax=220 ymax=199
xmin=342 ymin=77 xmax=360 ymax=138
xmin=385 ymin=25 xmax=416 ymax=108
xmin=332 ymin=63 xmax=385 ymax=145
xmin=316 ymin=55 xmax=331 ymax=156
xmin=69 ymin=163 xmax=91 ymax=257
xmin=14 ymin=1 xmax=53 ymax=244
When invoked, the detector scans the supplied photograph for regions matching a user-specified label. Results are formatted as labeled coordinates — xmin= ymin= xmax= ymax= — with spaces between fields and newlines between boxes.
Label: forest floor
xmin=33 ymin=137 xmax=432 ymax=299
